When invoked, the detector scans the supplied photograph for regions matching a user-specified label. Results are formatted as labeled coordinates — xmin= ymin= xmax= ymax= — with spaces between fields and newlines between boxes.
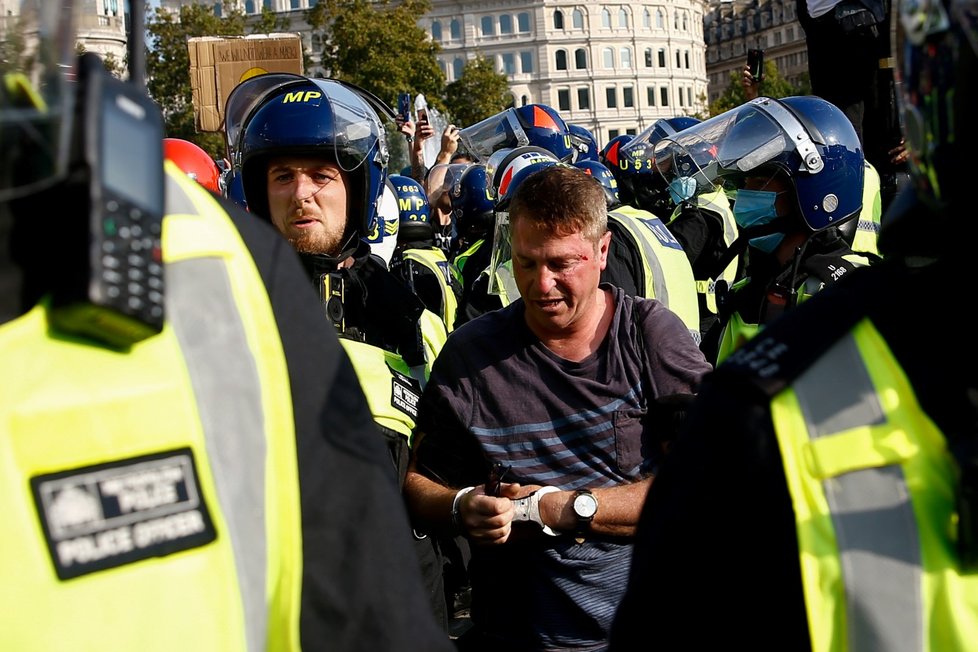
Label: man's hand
xmin=742 ymin=64 xmax=759 ymax=100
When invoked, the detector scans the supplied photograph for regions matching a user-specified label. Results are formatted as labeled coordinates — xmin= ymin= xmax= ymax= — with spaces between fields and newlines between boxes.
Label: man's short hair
xmin=509 ymin=165 xmax=608 ymax=243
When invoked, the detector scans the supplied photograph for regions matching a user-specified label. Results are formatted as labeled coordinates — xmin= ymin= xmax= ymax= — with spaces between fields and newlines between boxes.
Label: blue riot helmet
xmin=388 ymin=174 xmax=434 ymax=245
xmin=459 ymin=104 xmax=576 ymax=163
xmin=450 ymin=164 xmax=496 ymax=243
xmin=236 ymin=75 xmax=390 ymax=244
xmin=614 ymin=117 xmax=703 ymax=213
xmin=653 ymin=97 xmax=864 ymax=237
xmin=898 ymin=0 xmax=976 ymax=215
xmin=225 ymin=170 xmax=249 ymax=211
xmin=485 ymin=147 xmax=562 ymax=296
xmin=575 ymin=159 xmax=621 ymax=209
xmin=599 ymin=134 xmax=635 ymax=171
xmin=568 ymin=124 xmax=599 ymax=162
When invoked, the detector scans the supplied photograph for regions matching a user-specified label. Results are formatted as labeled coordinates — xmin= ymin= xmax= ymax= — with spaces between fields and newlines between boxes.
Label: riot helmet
xmin=450 ymin=164 xmax=496 ymax=243
xmin=568 ymin=124 xmax=599 ymax=162
xmin=575 ymin=159 xmax=621 ymax=209
xmin=459 ymin=104 xmax=576 ymax=163
xmin=163 ymin=138 xmax=223 ymax=194
xmin=235 ymin=75 xmax=389 ymax=243
xmin=599 ymin=134 xmax=635 ymax=171
xmin=615 ymin=117 xmax=702 ymax=214
xmin=653 ymin=97 xmax=864 ymax=236
xmin=366 ymin=178 xmax=400 ymax=266
xmin=389 ymin=174 xmax=434 ymax=245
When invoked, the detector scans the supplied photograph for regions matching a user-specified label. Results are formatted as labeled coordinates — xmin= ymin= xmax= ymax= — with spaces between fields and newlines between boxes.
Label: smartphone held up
xmin=747 ymin=48 xmax=764 ymax=84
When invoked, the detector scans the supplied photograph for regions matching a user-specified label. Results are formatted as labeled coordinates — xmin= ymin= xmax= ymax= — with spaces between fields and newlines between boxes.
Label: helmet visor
xmin=427 ymin=162 xmax=471 ymax=213
xmin=459 ymin=109 xmax=529 ymax=162
xmin=653 ymin=99 xmax=823 ymax=195
xmin=224 ymin=72 xmax=307 ymax=162
xmin=311 ymin=78 xmax=383 ymax=175
xmin=0 ymin=1 xmax=78 ymax=201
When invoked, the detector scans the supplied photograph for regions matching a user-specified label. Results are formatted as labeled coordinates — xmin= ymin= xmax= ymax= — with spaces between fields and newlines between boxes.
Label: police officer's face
xmin=511 ymin=217 xmax=611 ymax=339
xmin=266 ymin=156 xmax=350 ymax=256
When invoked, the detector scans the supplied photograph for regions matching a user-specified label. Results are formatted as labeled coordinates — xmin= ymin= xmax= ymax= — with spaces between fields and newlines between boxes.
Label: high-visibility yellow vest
xmin=851 ymin=161 xmax=883 ymax=258
xmin=771 ymin=321 xmax=978 ymax=651
xmin=0 ymin=162 xmax=303 ymax=650
xmin=399 ymin=247 xmax=459 ymax=332
xmin=667 ymin=188 xmax=740 ymax=315
xmin=609 ymin=206 xmax=701 ymax=344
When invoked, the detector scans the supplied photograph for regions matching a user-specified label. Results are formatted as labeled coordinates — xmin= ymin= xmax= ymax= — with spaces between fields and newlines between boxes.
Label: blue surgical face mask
xmin=733 ymin=189 xmax=780 ymax=229
xmin=748 ymin=232 xmax=785 ymax=254
xmin=668 ymin=176 xmax=697 ymax=205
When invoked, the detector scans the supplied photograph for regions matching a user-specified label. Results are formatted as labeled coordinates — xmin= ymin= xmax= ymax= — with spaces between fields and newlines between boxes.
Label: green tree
xmin=707 ymin=60 xmax=808 ymax=117
xmin=444 ymin=54 xmax=511 ymax=127
xmin=251 ymin=6 xmax=292 ymax=34
xmin=145 ymin=4 xmax=246 ymax=157
xmin=307 ymin=0 xmax=444 ymax=112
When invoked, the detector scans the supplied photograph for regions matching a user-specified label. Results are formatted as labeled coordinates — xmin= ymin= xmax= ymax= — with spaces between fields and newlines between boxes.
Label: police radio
xmin=50 ymin=53 xmax=166 ymax=348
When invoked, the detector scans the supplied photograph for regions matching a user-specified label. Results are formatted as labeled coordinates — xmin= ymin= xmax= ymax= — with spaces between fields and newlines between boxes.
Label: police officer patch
xmin=31 ymin=448 xmax=217 ymax=580
xmin=390 ymin=368 xmax=422 ymax=420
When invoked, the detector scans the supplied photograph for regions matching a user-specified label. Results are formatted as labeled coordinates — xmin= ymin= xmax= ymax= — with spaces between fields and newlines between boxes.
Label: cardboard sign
xmin=188 ymin=33 xmax=303 ymax=133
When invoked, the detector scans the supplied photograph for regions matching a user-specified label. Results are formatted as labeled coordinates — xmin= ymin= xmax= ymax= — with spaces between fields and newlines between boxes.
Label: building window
xmin=643 ymin=8 xmax=651 ymax=28
xmin=453 ymin=57 xmax=464 ymax=80
xmin=645 ymin=48 xmax=653 ymax=67
xmin=431 ymin=20 xmax=442 ymax=41
xmin=609 ymin=129 xmax=620 ymax=139
xmin=685 ymin=50 xmax=690 ymax=68
xmin=627 ymin=128 xmax=637 ymax=136
xmin=558 ymin=89 xmax=571 ymax=111
xmin=518 ymin=12 xmax=530 ymax=32
xmin=620 ymin=8 xmax=629 ymax=28
xmin=520 ymin=51 xmax=533 ymax=73
xmin=575 ymin=48 xmax=588 ymax=69
xmin=450 ymin=18 xmax=461 ymax=39
xmin=481 ymin=16 xmax=494 ymax=36
xmin=290 ymin=0 xmax=300 ymax=8
xmin=623 ymin=86 xmax=634 ymax=107
xmin=687 ymin=87 xmax=693 ymax=106
xmin=438 ymin=60 xmax=447 ymax=76
xmin=245 ymin=0 xmax=255 ymax=12
xmin=214 ymin=2 xmax=223 ymax=17
xmin=500 ymin=14 xmax=513 ymax=34
xmin=676 ymin=50 xmax=681 ymax=67
xmin=554 ymin=9 xmax=564 ymax=29
xmin=658 ymin=48 xmax=666 ymax=67
xmin=774 ymin=31 xmax=783 ymax=45
xmin=263 ymin=0 xmax=271 ymax=9
xmin=606 ymin=87 xmax=617 ymax=108
xmin=787 ymin=26 xmax=794 ymax=41
xmin=674 ymin=10 xmax=679 ymax=29
xmin=602 ymin=8 xmax=612 ymax=27
xmin=679 ymin=88 xmax=685 ymax=107
xmin=660 ymin=87 xmax=669 ymax=106
xmin=556 ymin=49 xmax=568 ymax=70
xmin=603 ymin=47 xmax=615 ymax=69
xmin=521 ymin=95 xmax=529 ymax=106
xmin=683 ymin=12 xmax=688 ymax=30
xmin=502 ymin=53 xmax=516 ymax=75
xmin=656 ymin=8 xmax=664 ymax=28
xmin=578 ymin=87 xmax=591 ymax=110
xmin=647 ymin=86 xmax=656 ymax=106
xmin=620 ymin=47 xmax=632 ymax=68
xmin=572 ymin=8 xmax=584 ymax=28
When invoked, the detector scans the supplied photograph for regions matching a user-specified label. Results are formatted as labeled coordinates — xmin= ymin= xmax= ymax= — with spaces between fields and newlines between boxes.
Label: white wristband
xmin=451 ymin=486 xmax=475 ymax=530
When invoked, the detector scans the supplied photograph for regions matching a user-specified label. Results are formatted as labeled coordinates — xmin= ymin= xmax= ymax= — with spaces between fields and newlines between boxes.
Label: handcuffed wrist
xmin=512 ymin=486 xmax=561 ymax=536
xmin=451 ymin=486 xmax=475 ymax=530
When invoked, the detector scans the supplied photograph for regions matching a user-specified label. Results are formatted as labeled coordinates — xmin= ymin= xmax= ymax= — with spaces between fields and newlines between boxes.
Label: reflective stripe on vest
xmin=771 ymin=322 xmax=978 ymax=651
xmin=341 ymin=339 xmax=423 ymax=443
xmin=853 ymin=162 xmax=882 ymax=258
xmin=402 ymin=247 xmax=458 ymax=332
xmin=452 ymin=238 xmax=485 ymax=286
xmin=0 ymin=161 xmax=301 ymax=651
xmin=669 ymin=188 xmax=740 ymax=315
xmin=609 ymin=206 xmax=700 ymax=342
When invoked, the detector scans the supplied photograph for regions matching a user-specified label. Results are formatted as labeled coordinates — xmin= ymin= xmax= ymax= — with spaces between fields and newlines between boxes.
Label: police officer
xmin=231 ymin=74 xmax=452 ymax=629
xmin=610 ymin=0 xmax=978 ymax=647
xmin=0 ymin=3 xmax=454 ymax=650
xmin=389 ymin=174 xmax=461 ymax=332
xmin=617 ymin=117 xmax=741 ymax=356
xmin=653 ymin=96 xmax=873 ymax=364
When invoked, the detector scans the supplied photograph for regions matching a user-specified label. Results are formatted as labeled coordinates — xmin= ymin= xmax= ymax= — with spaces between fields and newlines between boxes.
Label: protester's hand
xmin=398 ymin=119 xmax=416 ymax=140
xmin=742 ymin=64 xmax=759 ymax=100
xmin=441 ymin=124 xmax=461 ymax=156
xmin=415 ymin=121 xmax=436 ymax=143
xmin=461 ymin=484 xmax=522 ymax=545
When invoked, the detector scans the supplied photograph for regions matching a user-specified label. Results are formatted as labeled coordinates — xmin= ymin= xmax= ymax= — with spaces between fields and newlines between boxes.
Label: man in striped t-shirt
xmin=404 ymin=165 xmax=711 ymax=651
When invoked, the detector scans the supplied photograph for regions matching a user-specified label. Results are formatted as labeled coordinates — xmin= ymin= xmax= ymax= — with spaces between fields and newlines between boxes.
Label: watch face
xmin=573 ymin=492 xmax=598 ymax=519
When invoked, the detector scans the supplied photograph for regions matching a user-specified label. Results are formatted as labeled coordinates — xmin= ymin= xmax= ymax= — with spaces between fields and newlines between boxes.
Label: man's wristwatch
xmin=571 ymin=489 xmax=598 ymax=543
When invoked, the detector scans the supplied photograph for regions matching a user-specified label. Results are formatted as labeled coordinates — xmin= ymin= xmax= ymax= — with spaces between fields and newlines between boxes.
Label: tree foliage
xmin=444 ymin=54 xmax=511 ymax=127
xmin=707 ymin=60 xmax=811 ymax=117
xmin=145 ymin=4 xmax=246 ymax=157
xmin=251 ymin=6 xmax=292 ymax=34
xmin=308 ymin=0 xmax=444 ymax=112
